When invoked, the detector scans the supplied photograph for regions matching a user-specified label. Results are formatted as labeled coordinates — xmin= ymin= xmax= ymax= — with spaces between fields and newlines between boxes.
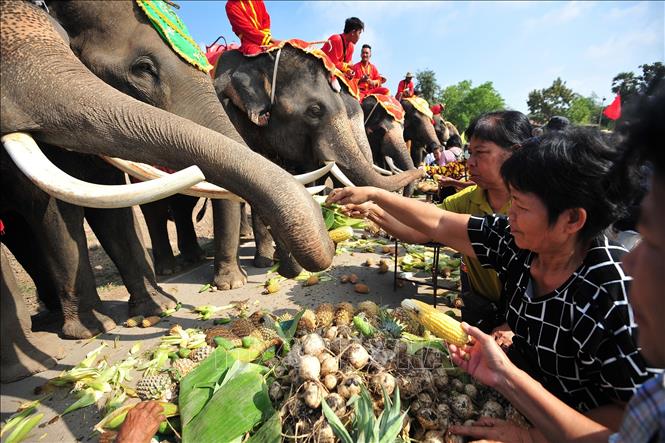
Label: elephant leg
xmin=0 ymin=246 xmax=65 ymax=383
xmin=85 ymin=206 xmax=177 ymax=317
xmin=239 ymin=203 xmax=253 ymax=238
xmin=1 ymin=212 xmax=61 ymax=312
xmin=140 ymin=199 xmax=177 ymax=275
xmin=170 ymin=195 xmax=205 ymax=264
xmin=211 ymin=200 xmax=247 ymax=290
xmin=251 ymin=209 xmax=275 ymax=268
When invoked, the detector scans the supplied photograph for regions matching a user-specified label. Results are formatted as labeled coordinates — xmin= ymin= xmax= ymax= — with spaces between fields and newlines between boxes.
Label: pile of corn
xmin=424 ymin=161 xmax=468 ymax=181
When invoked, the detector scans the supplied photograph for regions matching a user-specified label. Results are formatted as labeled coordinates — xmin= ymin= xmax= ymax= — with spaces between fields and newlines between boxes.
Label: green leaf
xmin=0 ymin=405 xmax=37 ymax=438
xmin=245 ymin=412 xmax=282 ymax=443
xmin=4 ymin=412 xmax=43 ymax=443
xmin=198 ymin=283 xmax=212 ymax=293
xmin=183 ymin=371 xmax=273 ymax=443
xmin=62 ymin=388 xmax=101 ymax=416
xmin=323 ymin=208 xmax=336 ymax=230
xmin=321 ymin=395 xmax=353 ymax=443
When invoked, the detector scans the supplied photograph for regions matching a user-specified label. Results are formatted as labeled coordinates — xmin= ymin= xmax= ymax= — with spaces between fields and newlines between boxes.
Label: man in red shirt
xmin=321 ymin=17 xmax=364 ymax=79
xmin=226 ymin=0 xmax=279 ymax=55
xmin=352 ymin=44 xmax=389 ymax=99
xmin=396 ymin=72 xmax=415 ymax=100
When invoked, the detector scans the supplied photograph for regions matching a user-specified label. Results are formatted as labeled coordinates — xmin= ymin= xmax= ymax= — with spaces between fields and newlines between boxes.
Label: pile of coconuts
xmin=265 ymin=308 xmax=530 ymax=442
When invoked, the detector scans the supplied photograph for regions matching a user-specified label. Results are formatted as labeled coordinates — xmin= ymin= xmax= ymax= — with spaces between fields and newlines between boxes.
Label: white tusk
xmin=384 ymin=156 xmax=404 ymax=174
xmin=305 ymin=184 xmax=327 ymax=195
xmin=2 ymin=132 xmax=206 ymax=209
xmin=326 ymin=161 xmax=356 ymax=187
xmin=103 ymin=156 xmax=245 ymax=202
xmin=294 ymin=162 xmax=334 ymax=184
xmin=373 ymin=164 xmax=394 ymax=176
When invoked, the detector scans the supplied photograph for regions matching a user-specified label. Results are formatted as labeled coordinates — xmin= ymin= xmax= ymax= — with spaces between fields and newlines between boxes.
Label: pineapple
xmin=257 ymin=326 xmax=278 ymax=341
xmin=190 ymin=345 xmax=214 ymax=363
xmin=297 ymin=309 xmax=317 ymax=333
xmin=315 ymin=303 xmax=335 ymax=328
xmin=171 ymin=358 xmax=197 ymax=381
xmin=276 ymin=312 xmax=294 ymax=323
xmin=334 ymin=302 xmax=355 ymax=326
xmin=136 ymin=373 xmax=174 ymax=401
xmin=358 ymin=300 xmax=380 ymax=318
xmin=231 ymin=318 xmax=257 ymax=338
xmin=205 ymin=327 xmax=242 ymax=347
xmin=393 ymin=307 xmax=423 ymax=335
xmin=248 ymin=309 xmax=271 ymax=327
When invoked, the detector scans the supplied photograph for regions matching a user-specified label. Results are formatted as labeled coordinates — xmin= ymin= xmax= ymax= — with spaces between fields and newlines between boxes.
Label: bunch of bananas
xmin=424 ymin=161 xmax=467 ymax=180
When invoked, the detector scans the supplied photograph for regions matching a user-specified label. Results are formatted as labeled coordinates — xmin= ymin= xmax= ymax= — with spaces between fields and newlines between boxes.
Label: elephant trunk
xmin=1 ymin=7 xmax=335 ymax=271
xmin=381 ymin=123 xmax=416 ymax=172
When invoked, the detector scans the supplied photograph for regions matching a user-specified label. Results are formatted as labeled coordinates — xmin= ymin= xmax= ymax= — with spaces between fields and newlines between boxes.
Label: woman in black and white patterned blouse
xmin=326 ymin=126 xmax=653 ymax=440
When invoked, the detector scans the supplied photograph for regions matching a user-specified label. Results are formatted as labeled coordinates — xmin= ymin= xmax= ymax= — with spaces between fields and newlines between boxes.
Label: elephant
xmin=401 ymin=99 xmax=442 ymax=166
xmin=433 ymin=115 xmax=461 ymax=146
xmin=1 ymin=0 xmax=334 ymax=381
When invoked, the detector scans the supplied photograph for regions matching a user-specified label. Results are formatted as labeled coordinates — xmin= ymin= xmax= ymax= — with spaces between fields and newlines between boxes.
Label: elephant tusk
xmin=2 ymin=132 xmax=206 ymax=209
xmin=102 ymin=156 xmax=245 ymax=202
xmin=372 ymin=164 xmax=394 ymax=176
xmin=305 ymin=184 xmax=327 ymax=195
xmin=326 ymin=161 xmax=356 ymax=187
xmin=293 ymin=162 xmax=335 ymax=184
xmin=384 ymin=156 xmax=405 ymax=174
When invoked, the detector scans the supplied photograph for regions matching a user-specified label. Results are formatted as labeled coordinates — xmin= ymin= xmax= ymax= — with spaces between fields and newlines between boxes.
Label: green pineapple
xmin=190 ymin=345 xmax=214 ymax=363
xmin=136 ymin=373 xmax=174 ymax=401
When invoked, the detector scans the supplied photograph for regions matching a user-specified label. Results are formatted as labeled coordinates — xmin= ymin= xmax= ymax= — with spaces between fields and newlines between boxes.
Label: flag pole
xmin=597 ymin=97 xmax=606 ymax=127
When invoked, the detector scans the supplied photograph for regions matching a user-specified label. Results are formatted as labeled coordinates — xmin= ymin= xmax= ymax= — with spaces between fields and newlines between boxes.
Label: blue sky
xmin=178 ymin=1 xmax=664 ymax=113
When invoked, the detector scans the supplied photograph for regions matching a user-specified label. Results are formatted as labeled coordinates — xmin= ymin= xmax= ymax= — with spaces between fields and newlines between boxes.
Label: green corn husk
xmin=241 ymin=336 xmax=261 ymax=349
xmin=62 ymin=388 xmax=104 ymax=416
xmin=1 ymin=403 xmax=39 ymax=438
xmin=353 ymin=314 xmax=376 ymax=337
xmin=214 ymin=337 xmax=237 ymax=350
xmin=213 ymin=317 xmax=232 ymax=325
xmin=4 ymin=412 xmax=43 ymax=443
xmin=94 ymin=402 xmax=178 ymax=433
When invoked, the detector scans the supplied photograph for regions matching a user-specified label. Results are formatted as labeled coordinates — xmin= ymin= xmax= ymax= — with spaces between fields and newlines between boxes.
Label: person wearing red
xmin=396 ymin=72 xmax=415 ymax=101
xmin=352 ymin=44 xmax=389 ymax=99
xmin=321 ymin=17 xmax=364 ymax=79
xmin=225 ymin=0 xmax=279 ymax=56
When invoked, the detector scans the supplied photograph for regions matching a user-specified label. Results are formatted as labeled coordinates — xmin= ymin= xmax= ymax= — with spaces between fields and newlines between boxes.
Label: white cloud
xmin=523 ymin=1 xmax=591 ymax=30
xmin=585 ymin=28 xmax=662 ymax=60
xmin=606 ymin=2 xmax=649 ymax=20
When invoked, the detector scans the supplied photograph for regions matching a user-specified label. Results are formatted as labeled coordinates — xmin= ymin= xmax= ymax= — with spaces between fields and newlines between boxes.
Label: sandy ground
xmin=0 ymin=200 xmax=457 ymax=442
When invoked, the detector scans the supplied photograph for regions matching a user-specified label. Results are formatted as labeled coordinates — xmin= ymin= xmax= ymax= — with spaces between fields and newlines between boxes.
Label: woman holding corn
xmin=326 ymin=127 xmax=652 ymax=438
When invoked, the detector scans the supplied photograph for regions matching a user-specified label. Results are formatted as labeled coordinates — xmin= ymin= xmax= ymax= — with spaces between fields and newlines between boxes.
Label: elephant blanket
xmin=365 ymin=94 xmax=405 ymax=124
xmin=404 ymin=96 xmax=433 ymax=119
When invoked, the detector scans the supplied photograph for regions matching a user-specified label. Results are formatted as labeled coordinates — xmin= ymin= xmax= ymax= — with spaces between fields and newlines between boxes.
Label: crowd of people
xmin=115 ymin=2 xmax=664 ymax=442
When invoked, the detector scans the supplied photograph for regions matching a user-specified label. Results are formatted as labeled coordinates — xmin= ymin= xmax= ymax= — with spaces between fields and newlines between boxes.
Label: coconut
xmin=463 ymin=384 xmax=478 ymax=400
xmin=480 ymin=400 xmax=505 ymax=419
xmin=370 ymin=372 xmax=396 ymax=396
xmin=345 ymin=343 xmax=369 ymax=369
xmin=315 ymin=422 xmax=335 ymax=443
xmin=320 ymin=356 xmax=339 ymax=376
xmin=433 ymin=367 xmax=449 ymax=389
xmin=450 ymin=393 xmax=475 ymax=420
xmin=338 ymin=374 xmax=363 ymax=399
xmin=450 ymin=378 xmax=464 ymax=393
xmin=302 ymin=333 xmax=325 ymax=356
xmin=324 ymin=326 xmax=338 ymax=340
xmin=325 ymin=393 xmax=346 ymax=417
xmin=323 ymin=373 xmax=338 ymax=390
xmin=423 ymin=430 xmax=445 ymax=443
xmin=418 ymin=392 xmax=433 ymax=406
xmin=397 ymin=374 xmax=420 ymax=399
xmin=416 ymin=408 xmax=440 ymax=430
xmin=302 ymin=380 xmax=322 ymax=409
xmin=299 ymin=355 xmax=321 ymax=381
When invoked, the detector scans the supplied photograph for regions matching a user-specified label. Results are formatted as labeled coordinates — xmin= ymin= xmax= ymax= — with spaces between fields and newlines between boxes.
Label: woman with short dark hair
xmin=326 ymin=126 xmax=651 ymax=438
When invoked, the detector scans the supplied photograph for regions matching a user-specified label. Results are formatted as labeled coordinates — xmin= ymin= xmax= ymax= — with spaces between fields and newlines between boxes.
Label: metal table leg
xmin=432 ymin=244 xmax=440 ymax=308
xmin=393 ymin=237 xmax=398 ymax=291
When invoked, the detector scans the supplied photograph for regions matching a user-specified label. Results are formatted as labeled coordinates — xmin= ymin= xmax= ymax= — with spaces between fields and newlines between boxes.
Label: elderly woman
xmin=326 ymin=126 xmax=651 ymax=437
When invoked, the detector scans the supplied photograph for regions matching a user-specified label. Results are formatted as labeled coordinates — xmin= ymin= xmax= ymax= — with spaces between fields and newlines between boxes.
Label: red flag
xmin=603 ymin=94 xmax=621 ymax=120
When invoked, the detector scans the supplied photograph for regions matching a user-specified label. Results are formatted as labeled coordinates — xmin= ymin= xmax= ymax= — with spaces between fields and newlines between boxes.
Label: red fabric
xmin=431 ymin=104 xmax=442 ymax=115
xmin=225 ymin=0 xmax=272 ymax=56
xmin=0 ymin=218 xmax=4 ymax=235
xmin=396 ymin=79 xmax=414 ymax=100
xmin=364 ymin=93 xmax=405 ymax=123
xmin=352 ymin=61 xmax=389 ymax=99
xmin=603 ymin=94 xmax=621 ymax=120
xmin=321 ymin=34 xmax=355 ymax=76
xmin=205 ymin=41 xmax=240 ymax=77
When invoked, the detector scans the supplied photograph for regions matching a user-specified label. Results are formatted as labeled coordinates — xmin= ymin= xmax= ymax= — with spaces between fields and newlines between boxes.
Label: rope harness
xmin=270 ymin=47 xmax=282 ymax=107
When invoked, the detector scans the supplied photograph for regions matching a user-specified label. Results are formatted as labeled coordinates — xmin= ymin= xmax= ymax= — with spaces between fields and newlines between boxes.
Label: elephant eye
xmin=307 ymin=104 xmax=324 ymax=118
xmin=132 ymin=56 xmax=158 ymax=79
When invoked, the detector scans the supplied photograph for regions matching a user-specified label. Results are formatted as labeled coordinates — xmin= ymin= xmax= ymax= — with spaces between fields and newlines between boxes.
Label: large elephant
xmin=433 ymin=114 xmax=461 ymax=146
xmin=401 ymin=99 xmax=441 ymax=166
xmin=1 ymin=1 xmax=334 ymax=381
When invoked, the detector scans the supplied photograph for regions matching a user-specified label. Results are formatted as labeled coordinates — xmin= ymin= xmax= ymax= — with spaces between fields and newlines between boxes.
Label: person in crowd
xmin=448 ymin=85 xmax=665 ymax=443
xmin=326 ymin=125 xmax=651 ymax=437
xmin=116 ymin=401 xmax=165 ymax=443
xmin=225 ymin=0 xmax=279 ymax=55
xmin=445 ymin=133 xmax=464 ymax=160
xmin=321 ymin=17 xmax=364 ymax=79
xmin=544 ymin=115 xmax=570 ymax=132
xmin=396 ymin=72 xmax=415 ymax=100
xmin=352 ymin=44 xmax=389 ymax=99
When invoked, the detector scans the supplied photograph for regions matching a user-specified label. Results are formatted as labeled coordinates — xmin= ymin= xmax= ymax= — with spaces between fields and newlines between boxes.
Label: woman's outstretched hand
xmin=449 ymin=417 xmax=534 ymax=442
xmin=448 ymin=322 xmax=516 ymax=390
xmin=325 ymin=187 xmax=376 ymax=206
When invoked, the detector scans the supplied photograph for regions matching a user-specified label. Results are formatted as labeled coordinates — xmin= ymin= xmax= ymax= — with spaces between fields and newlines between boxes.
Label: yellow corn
xmin=401 ymin=299 xmax=468 ymax=347
xmin=328 ymin=226 xmax=354 ymax=243
xmin=141 ymin=316 xmax=161 ymax=328
xmin=124 ymin=316 xmax=144 ymax=328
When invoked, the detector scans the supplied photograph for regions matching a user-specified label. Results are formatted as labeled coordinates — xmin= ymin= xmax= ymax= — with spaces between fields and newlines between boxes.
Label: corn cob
xmin=401 ymin=299 xmax=468 ymax=347
xmin=141 ymin=316 xmax=161 ymax=328
xmin=124 ymin=316 xmax=144 ymax=328
xmin=328 ymin=226 xmax=354 ymax=243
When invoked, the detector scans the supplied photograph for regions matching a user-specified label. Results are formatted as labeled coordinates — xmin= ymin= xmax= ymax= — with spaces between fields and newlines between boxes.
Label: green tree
xmin=439 ymin=80 xmax=505 ymax=131
xmin=611 ymin=62 xmax=665 ymax=103
xmin=611 ymin=71 xmax=640 ymax=101
xmin=567 ymin=93 xmax=604 ymax=125
xmin=415 ymin=69 xmax=440 ymax=104
xmin=527 ymin=77 xmax=575 ymax=122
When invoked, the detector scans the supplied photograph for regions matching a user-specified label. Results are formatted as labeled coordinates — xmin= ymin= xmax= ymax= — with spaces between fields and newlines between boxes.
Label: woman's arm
xmin=343 ymin=202 xmax=431 ymax=244
xmin=327 ymin=186 xmax=476 ymax=257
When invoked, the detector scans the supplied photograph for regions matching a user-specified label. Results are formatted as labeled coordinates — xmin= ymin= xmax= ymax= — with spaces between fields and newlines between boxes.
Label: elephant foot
xmin=154 ymin=255 xmax=178 ymax=276
xmin=1 ymin=332 xmax=64 ymax=383
xmin=253 ymin=254 xmax=274 ymax=268
xmin=62 ymin=309 xmax=116 ymax=339
xmin=179 ymin=245 xmax=206 ymax=264
xmin=129 ymin=289 xmax=177 ymax=317
xmin=213 ymin=263 xmax=247 ymax=291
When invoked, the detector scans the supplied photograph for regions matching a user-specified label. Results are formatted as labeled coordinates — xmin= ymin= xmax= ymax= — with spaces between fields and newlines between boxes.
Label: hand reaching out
xmin=449 ymin=417 xmax=534 ymax=442
xmin=116 ymin=401 xmax=165 ymax=443
xmin=325 ymin=187 xmax=376 ymax=206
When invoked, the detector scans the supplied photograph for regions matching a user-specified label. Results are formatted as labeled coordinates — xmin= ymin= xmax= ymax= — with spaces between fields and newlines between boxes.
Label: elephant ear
xmin=225 ymin=60 xmax=272 ymax=127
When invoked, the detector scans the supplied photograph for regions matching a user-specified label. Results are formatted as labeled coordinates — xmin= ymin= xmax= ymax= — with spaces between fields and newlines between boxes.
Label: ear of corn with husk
xmin=401 ymin=299 xmax=468 ymax=347
xmin=328 ymin=226 xmax=354 ymax=243
xmin=94 ymin=401 xmax=178 ymax=434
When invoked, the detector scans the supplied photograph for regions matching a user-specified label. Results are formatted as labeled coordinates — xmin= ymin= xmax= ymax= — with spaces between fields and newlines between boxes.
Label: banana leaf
xmin=183 ymin=371 xmax=273 ymax=443
xmin=245 ymin=411 xmax=281 ymax=443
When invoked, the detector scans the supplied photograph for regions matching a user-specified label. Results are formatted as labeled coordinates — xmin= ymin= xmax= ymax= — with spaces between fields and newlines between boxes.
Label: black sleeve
xmin=467 ymin=215 xmax=515 ymax=275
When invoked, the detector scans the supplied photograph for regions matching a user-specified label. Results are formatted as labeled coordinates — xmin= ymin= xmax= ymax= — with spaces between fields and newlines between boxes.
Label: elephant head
xmin=401 ymin=98 xmax=441 ymax=166
xmin=1 ymin=1 xmax=335 ymax=271
xmin=215 ymin=45 xmax=422 ymax=191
